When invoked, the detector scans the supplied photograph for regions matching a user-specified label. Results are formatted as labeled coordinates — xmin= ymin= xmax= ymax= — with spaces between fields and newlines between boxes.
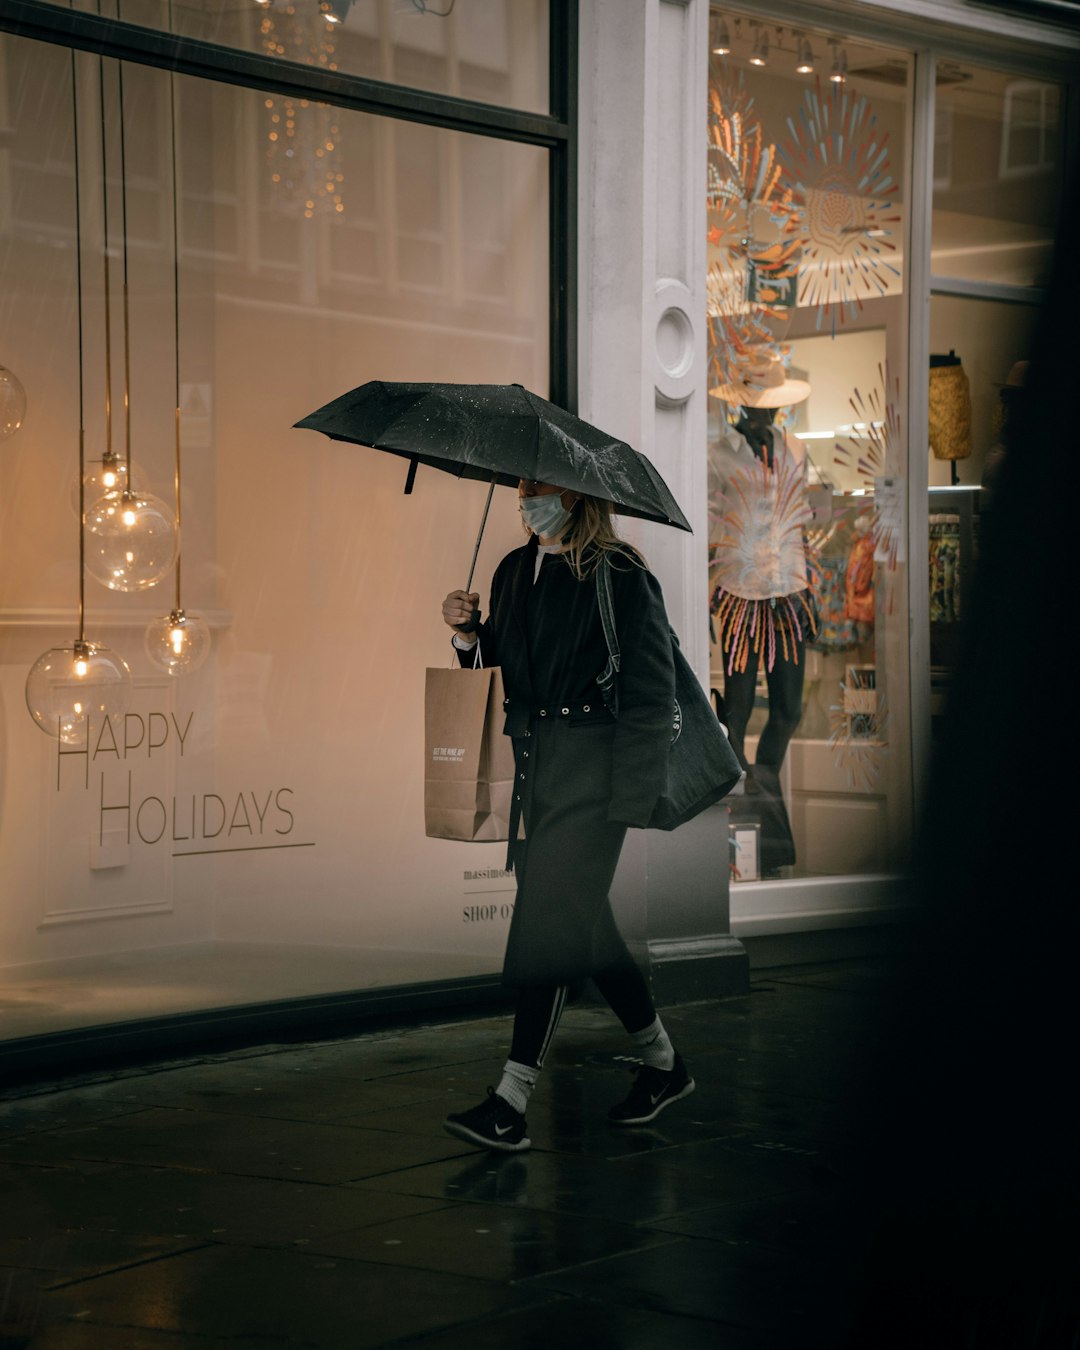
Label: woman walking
xmin=440 ymin=478 xmax=695 ymax=1153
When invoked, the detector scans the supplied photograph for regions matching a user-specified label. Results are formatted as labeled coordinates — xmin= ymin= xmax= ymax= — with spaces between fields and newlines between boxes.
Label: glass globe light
xmin=70 ymin=450 xmax=140 ymax=517
xmin=84 ymin=487 xmax=179 ymax=592
xmin=0 ymin=364 xmax=27 ymax=440
xmin=25 ymin=641 xmax=132 ymax=744
xmin=145 ymin=608 xmax=211 ymax=676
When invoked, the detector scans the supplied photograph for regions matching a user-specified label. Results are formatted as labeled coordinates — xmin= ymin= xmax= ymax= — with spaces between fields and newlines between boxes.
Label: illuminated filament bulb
xmin=70 ymin=451 xmax=139 ymax=518
xmin=25 ymin=641 xmax=133 ymax=743
xmin=84 ymin=487 xmax=179 ymax=593
xmin=145 ymin=608 xmax=212 ymax=676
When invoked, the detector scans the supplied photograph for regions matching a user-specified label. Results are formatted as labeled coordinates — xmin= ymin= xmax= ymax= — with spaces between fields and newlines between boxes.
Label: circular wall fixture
xmin=653 ymin=280 xmax=699 ymax=404
xmin=656 ymin=305 xmax=694 ymax=380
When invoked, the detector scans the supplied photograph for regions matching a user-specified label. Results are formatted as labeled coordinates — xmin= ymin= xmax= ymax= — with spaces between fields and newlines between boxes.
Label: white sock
xmin=630 ymin=1016 xmax=676 ymax=1071
xmin=495 ymin=1059 xmax=538 ymax=1115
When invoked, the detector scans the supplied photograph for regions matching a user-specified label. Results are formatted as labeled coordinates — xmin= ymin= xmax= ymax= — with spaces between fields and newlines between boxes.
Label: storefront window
xmin=49 ymin=0 xmax=550 ymax=116
xmin=707 ymin=10 xmax=912 ymax=881
xmin=0 ymin=31 xmax=549 ymax=1038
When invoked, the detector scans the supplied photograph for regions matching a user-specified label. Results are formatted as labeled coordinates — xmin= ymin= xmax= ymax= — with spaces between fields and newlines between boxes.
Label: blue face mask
xmin=519 ymin=492 xmax=572 ymax=540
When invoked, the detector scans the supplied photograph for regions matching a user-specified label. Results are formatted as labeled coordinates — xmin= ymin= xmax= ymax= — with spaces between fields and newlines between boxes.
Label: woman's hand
xmin=442 ymin=589 xmax=480 ymax=641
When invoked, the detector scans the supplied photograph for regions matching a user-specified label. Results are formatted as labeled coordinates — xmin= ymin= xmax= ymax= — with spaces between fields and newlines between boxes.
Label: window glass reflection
xmin=54 ymin=0 xmax=550 ymax=116
xmin=932 ymin=63 xmax=1063 ymax=287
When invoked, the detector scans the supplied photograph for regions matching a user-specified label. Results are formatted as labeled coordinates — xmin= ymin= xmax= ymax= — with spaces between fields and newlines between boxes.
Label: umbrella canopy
xmin=294 ymin=381 xmax=692 ymax=533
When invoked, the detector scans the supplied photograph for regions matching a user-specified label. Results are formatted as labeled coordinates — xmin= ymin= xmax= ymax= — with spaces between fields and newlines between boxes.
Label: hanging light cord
xmin=170 ymin=67 xmax=182 ymax=613
xmin=117 ymin=60 xmax=133 ymax=486
xmin=97 ymin=4 xmax=112 ymax=463
xmin=170 ymin=67 xmax=182 ymax=607
xmin=166 ymin=0 xmax=182 ymax=615
xmin=71 ymin=48 xmax=87 ymax=649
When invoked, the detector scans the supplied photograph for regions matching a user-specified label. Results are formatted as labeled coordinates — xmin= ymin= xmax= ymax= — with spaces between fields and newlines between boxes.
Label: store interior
xmin=706 ymin=15 xmax=1055 ymax=882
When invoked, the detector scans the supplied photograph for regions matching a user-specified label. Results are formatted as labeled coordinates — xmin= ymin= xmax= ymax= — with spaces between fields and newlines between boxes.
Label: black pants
xmin=508 ymin=952 xmax=656 ymax=1070
xmin=722 ymin=633 xmax=806 ymax=771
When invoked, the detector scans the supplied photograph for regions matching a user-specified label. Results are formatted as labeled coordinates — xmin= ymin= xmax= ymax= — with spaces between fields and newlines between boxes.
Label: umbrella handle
xmin=464 ymin=475 xmax=497 ymax=593
xmin=453 ymin=475 xmax=496 ymax=634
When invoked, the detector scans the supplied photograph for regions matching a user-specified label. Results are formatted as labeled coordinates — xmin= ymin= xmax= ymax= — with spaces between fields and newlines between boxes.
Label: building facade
xmin=0 ymin=0 xmax=1076 ymax=1073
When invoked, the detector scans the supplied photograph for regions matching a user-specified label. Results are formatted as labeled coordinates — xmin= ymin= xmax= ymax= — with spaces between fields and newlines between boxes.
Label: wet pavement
xmin=0 ymin=957 xmax=897 ymax=1348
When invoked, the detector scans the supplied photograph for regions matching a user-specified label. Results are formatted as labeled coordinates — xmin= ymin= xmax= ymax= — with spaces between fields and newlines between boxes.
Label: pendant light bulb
xmin=749 ymin=24 xmax=768 ymax=67
xmin=25 ymin=640 xmax=132 ymax=743
xmin=69 ymin=449 xmax=140 ymax=517
xmin=0 ymin=365 xmax=27 ymax=440
xmin=84 ymin=486 xmax=179 ymax=592
xmin=710 ymin=14 xmax=731 ymax=56
xmin=830 ymin=41 xmax=848 ymax=83
xmin=145 ymin=608 xmax=211 ymax=676
xmin=796 ymin=35 xmax=814 ymax=74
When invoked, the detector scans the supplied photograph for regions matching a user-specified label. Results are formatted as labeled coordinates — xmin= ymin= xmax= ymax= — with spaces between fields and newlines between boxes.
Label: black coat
xmin=461 ymin=536 xmax=676 ymax=986
xmin=465 ymin=535 xmax=675 ymax=827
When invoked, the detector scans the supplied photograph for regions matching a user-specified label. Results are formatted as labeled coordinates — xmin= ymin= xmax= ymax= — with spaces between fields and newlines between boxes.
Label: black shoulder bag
xmin=595 ymin=557 xmax=744 ymax=830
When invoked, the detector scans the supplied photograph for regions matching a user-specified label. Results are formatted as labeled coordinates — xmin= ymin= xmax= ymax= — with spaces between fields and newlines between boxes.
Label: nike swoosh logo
xmin=650 ymin=1091 xmax=666 ymax=1105
xmin=495 ymin=1123 xmax=515 ymax=1136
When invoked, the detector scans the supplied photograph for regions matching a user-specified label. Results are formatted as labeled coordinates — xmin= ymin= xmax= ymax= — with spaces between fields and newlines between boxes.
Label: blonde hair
xmin=525 ymin=494 xmax=647 ymax=579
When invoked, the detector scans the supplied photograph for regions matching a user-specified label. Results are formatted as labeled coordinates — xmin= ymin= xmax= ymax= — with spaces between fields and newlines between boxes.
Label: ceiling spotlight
xmin=796 ymin=35 xmax=814 ymax=74
xmin=830 ymin=41 xmax=848 ymax=83
xmin=749 ymin=24 xmax=768 ymax=67
xmin=710 ymin=14 xmax=731 ymax=56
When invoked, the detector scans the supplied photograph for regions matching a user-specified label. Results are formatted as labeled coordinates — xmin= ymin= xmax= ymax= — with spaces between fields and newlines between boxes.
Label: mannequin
xmin=709 ymin=352 xmax=816 ymax=873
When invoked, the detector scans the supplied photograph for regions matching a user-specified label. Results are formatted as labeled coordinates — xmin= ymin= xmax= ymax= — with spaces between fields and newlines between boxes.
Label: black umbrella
xmin=294 ymin=381 xmax=691 ymax=626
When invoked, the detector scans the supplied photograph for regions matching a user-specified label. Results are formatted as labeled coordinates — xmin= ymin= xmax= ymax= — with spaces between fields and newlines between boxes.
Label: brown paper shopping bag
xmin=424 ymin=665 xmax=514 ymax=841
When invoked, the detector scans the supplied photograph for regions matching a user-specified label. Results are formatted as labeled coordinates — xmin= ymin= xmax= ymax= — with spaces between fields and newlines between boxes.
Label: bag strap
xmin=594 ymin=555 xmax=621 ymax=715
xmin=447 ymin=636 xmax=483 ymax=670
xmin=595 ymin=555 xmax=621 ymax=675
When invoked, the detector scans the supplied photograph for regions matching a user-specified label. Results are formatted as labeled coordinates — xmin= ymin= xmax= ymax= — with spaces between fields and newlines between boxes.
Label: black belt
xmin=502 ymin=696 xmax=612 ymax=738
xmin=531 ymin=700 xmax=610 ymax=721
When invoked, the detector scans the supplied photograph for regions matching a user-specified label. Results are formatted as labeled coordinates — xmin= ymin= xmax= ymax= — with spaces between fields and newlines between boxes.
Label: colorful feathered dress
xmin=709 ymin=418 xmax=817 ymax=673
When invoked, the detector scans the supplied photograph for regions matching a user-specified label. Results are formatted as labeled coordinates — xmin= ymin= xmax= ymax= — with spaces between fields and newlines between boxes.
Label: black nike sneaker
xmin=443 ymin=1088 xmax=531 ymax=1152
xmin=608 ymin=1051 xmax=695 ymax=1125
